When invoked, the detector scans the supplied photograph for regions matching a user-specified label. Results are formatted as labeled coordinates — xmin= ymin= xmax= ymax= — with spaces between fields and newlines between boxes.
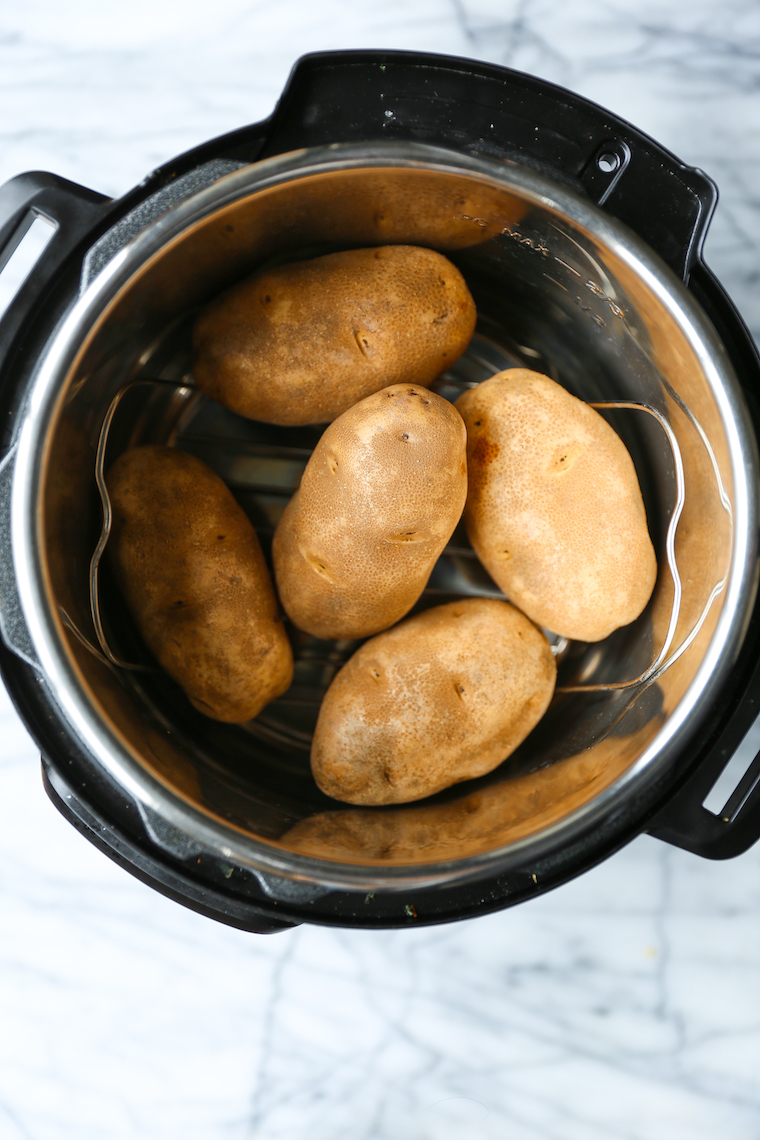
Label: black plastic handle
xmin=648 ymin=683 xmax=760 ymax=860
xmin=258 ymin=50 xmax=718 ymax=282
xmin=0 ymin=172 xmax=111 ymax=366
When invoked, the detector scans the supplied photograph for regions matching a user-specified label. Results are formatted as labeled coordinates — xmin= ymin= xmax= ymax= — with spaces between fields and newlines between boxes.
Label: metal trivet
xmin=66 ymin=358 xmax=727 ymax=721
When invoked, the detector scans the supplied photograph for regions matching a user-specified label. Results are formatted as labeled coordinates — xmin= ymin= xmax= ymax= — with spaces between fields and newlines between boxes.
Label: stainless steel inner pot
xmin=11 ymin=141 xmax=758 ymax=894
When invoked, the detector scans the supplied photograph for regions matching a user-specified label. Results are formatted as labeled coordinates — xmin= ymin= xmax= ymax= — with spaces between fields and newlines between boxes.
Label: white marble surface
xmin=1 ymin=2 xmax=760 ymax=1137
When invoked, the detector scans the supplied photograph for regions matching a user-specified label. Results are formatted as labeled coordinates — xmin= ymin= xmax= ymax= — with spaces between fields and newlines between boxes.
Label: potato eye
xmin=385 ymin=531 xmax=425 ymax=544
xmin=304 ymin=553 xmax=333 ymax=582
xmin=550 ymin=443 xmax=580 ymax=473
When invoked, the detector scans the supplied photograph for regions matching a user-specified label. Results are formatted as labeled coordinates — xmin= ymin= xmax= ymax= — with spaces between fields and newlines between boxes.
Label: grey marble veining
xmin=1 ymin=2 xmax=760 ymax=1138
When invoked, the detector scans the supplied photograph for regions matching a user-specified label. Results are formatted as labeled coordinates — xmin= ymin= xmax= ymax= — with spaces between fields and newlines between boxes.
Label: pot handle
xmin=0 ymin=171 xmax=111 ymax=363
xmin=648 ymin=656 xmax=760 ymax=860
xmin=648 ymin=743 xmax=760 ymax=862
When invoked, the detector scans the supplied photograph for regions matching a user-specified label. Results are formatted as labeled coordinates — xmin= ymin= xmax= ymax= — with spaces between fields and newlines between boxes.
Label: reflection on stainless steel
xmin=282 ymin=732 xmax=646 ymax=864
xmin=10 ymin=142 xmax=754 ymax=887
xmin=661 ymin=376 xmax=734 ymax=519
xmin=58 ymin=606 xmax=112 ymax=667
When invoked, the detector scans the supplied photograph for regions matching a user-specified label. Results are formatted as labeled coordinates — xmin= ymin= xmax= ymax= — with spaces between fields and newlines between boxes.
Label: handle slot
xmin=703 ymin=714 xmax=760 ymax=820
xmin=0 ymin=213 xmax=56 ymax=320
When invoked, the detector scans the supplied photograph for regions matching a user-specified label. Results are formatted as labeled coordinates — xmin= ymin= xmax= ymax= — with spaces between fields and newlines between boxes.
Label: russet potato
xmin=456 ymin=369 xmax=657 ymax=642
xmin=311 ymin=598 xmax=557 ymax=805
xmin=192 ymin=245 xmax=476 ymax=425
xmin=285 ymin=734 xmax=637 ymax=863
xmin=272 ymin=384 xmax=467 ymax=640
xmin=106 ymin=446 xmax=293 ymax=722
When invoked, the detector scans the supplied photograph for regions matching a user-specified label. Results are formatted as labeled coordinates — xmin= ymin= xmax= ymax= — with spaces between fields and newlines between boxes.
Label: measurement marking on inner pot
xmin=575 ymin=297 xmax=606 ymax=327
xmin=584 ymin=278 xmax=625 ymax=319
xmin=456 ymin=212 xmax=626 ymax=321
xmin=552 ymin=258 xmax=626 ymax=320
xmin=554 ymin=257 xmax=581 ymax=278
xmin=457 ymin=213 xmax=549 ymax=254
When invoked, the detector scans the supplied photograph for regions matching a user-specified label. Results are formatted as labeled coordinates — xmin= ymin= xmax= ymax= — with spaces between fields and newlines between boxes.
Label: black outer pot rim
xmin=6 ymin=140 xmax=758 ymax=896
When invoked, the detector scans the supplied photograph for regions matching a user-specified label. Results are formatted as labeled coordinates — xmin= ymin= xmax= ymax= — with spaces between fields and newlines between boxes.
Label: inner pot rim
xmin=10 ymin=141 xmax=759 ymax=891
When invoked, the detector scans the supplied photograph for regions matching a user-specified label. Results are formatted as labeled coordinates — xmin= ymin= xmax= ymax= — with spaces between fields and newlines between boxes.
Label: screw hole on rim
xmin=597 ymin=152 xmax=620 ymax=174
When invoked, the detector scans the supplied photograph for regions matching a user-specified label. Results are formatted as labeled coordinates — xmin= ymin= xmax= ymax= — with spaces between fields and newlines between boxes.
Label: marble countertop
xmin=1 ymin=2 xmax=760 ymax=1137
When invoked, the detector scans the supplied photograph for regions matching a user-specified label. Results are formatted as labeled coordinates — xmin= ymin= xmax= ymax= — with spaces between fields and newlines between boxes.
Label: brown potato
xmin=192 ymin=245 xmax=476 ymax=425
xmin=311 ymin=598 xmax=556 ymax=805
xmin=456 ymin=369 xmax=658 ymax=642
xmin=285 ymin=734 xmax=636 ymax=863
xmin=106 ymin=446 xmax=293 ymax=722
xmin=272 ymin=384 xmax=467 ymax=640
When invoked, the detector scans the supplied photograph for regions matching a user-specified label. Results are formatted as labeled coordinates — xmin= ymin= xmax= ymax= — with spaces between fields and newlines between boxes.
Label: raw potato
xmin=272 ymin=384 xmax=467 ymax=640
xmin=285 ymin=736 xmax=634 ymax=862
xmin=106 ymin=446 xmax=293 ymax=722
xmin=456 ymin=369 xmax=658 ymax=642
xmin=311 ymin=598 xmax=557 ymax=805
xmin=192 ymin=245 xmax=476 ymax=425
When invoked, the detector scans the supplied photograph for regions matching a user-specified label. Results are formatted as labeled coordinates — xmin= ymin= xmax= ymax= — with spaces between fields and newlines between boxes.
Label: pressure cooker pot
xmin=1 ymin=51 xmax=759 ymax=933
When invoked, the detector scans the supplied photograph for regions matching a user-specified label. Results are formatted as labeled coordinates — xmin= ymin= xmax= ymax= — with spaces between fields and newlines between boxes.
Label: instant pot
xmin=1 ymin=50 xmax=760 ymax=934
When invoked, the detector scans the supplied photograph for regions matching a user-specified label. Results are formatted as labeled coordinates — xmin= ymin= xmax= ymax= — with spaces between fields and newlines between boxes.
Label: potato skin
xmin=456 ymin=369 xmax=658 ymax=642
xmin=272 ymin=385 xmax=467 ymax=640
xmin=192 ymin=245 xmax=476 ymax=426
xmin=311 ymin=598 xmax=556 ymax=805
xmin=106 ymin=446 xmax=293 ymax=722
